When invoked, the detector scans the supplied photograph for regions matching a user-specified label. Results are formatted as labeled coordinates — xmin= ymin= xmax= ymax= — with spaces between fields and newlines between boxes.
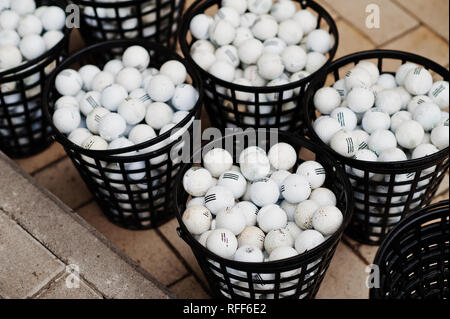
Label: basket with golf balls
xmin=179 ymin=0 xmax=338 ymax=130
xmin=73 ymin=0 xmax=185 ymax=49
xmin=175 ymin=130 xmax=353 ymax=299
xmin=0 ymin=0 xmax=70 ymax=158
xmin=43 ymin=39 xmax=203 ymax=229
xmin=304 ymin=49 xmax=449 ymax=245
xmin=370 ymin=200 xmax=449 ymax=299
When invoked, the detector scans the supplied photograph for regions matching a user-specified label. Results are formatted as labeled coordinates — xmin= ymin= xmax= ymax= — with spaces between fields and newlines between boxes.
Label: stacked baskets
xmin=175 ymin=130 xmax=353 ymax=299
xmin=305 ymin=50 xmax=449 ymax=245
xmin=72 ymin=0 xmax=185 ymax=48
xmin=371 ymin=200 xmax=449 ymax=299
xmin=43 ymin=39 xmax=202 ymax=229
xmin=179 ymin=0 xmax=339 ymax=131
xmin=0 ymin=0 xmax=70 ymax=158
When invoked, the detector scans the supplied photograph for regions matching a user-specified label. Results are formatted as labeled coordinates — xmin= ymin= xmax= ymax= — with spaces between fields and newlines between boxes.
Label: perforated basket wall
xmin=305 ymin=50 xmax=449 ymax=245
xmin=0 ymin=0 xmax=70 ymax=158
xmin=370 ymin=200 xmax=449 ymax=299
xmin=175 ymin=130 xmax=353 ymax=299
xmin=179 ymin=0 xmax=339 ymax=131
xmin=43 ymin=39 xmax=203 ymax=230
xmin=73 ymin=0 xmax=185 ymax=49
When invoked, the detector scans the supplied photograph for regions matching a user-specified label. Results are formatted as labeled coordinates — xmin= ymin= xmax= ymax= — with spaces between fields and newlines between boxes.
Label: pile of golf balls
xmin=312 ymin=60 xmax=449 ymax=231
xmin=181 ymin=141 xmax=344 ymax=297
xmin=52 ymin=45 xmax=198 ymax=225
xmin=82 ymin=0 xmax=181 ymax=40
xmin=0 ymin=0 xmax=66 ymax=71
xmin=189 ymin=0 xmax=333 ymax=96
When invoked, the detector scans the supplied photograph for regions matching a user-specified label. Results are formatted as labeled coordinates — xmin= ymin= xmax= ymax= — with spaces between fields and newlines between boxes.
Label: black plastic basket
xmin=175 ymin=130 xmax=353 ymax=299
xmin=0 ymin=0 xmax=70 ymax=158
xmin=304 ymin=50 xmax=449 ymax=245
xmin=73 ymin=0 xmax=185 ymax=49
xmin=43 ymin=39 xmax=203 ymax=230
xmin=179 ymin=0 xmax=339 ymax=131
xmin=370 ymin=200 xmax=449 ymax=299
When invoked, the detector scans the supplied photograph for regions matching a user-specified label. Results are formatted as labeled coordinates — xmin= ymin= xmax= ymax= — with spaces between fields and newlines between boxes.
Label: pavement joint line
xmin=154 ymin=228 xmax=212 ymax=297
xmin=166 ymin=273 xmax=192 ymax=289
xmin=392 ymin=0 xmax=450 ymax=44
xmin=29 ymin=270 xmax=67 ymax=299
xmin=29 ymin=155 xmax=68 ymax=177
xmin=73 ymin=198 xmax=95 ymax=212
xmin=0 ymin=152 xmax=176 ymax=299
xmin=375 ymin=23 xmax=422 ymax=49
xmin=333 ymin=16 xmax=378 ymax=49
xmin=342 ymin=236 xmax=372 ymax=266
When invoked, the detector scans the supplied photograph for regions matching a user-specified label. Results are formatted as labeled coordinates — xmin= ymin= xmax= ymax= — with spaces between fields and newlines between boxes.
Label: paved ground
xmin=0 ymin=153 xmax=172 ymax=299
xmin=7 ymin=0 xmax=450 ymax=298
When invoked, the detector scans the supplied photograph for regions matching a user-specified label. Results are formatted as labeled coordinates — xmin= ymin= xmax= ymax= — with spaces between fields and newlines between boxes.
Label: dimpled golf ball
xmin=171 ymin=84 xmax=199 ymax=111
xmin=294 ymin=200 xmax=320 ymax=230
xmin=68 ymin=128 xmax=92 ymax=146
xmin=313 ymin=116 xmax=342 ymax=144
xmin=280 ymin=174 xmax=311 ymax=204
xmin=395 ymin=120 xmax=424 ymax=149
xmin=216 ymin=206 xmax=247 ymax=235
xmin=331 ymin=107 xmax=358 ymax=131
xmin=267 ymin=142 xmax=297 ymax=171
xmin=413 ymin=102 xmax=441 ymax=131
xmin=375 ymin=89 xmax=403 ymax=115
xmin=55 ymin=69 xmax=83 ymax=96
xmin=257 ymin=204 xmax=287 ymax=233
xmin=218 ymin=170 xmax=247 ymax=199
xmin=431 ymin=124 xmax=449 ymax=150
xmin=404 ymin=67 xmax=433 ymax=96
xmin=257 ymin=52 xmax=285 ymax=80
xmin=310 ymin=187 xmax=336 ymax=207
xmin=368 ymin=129 xmax=397 ymax=155
xmin=234 ymin=245 xmax=264 ymax=263
xmin=122 ymin=45 xmax=150 ymax=72
xmin=312 ymin=206 xmax=343 ymax=236
xmin=145 ymin=102 xmax=173 ymax=130
xmin=86 ymin=107 xmax=110 ymax=134
xmin=118 ymin=98 xmax=146 ymax=125
xmin=232 ymin=201 xmax=258 ymax=227
xmin=346 ymin=87 xmax=375 ymax=113
xmin=239 ymin=148 xmax=271 ymax=181
xmin=182 ymin=205 xmax=212 ymax=235
xmin=203 ymin=148 xmax=233 ymax=178
xmin=206 ymin=228 xmax=238 ymax=259
xmin=362 ymin=109 xmax=391 ymax=133
xmin=52 ymin=106 xmax=81 ymax=134
xmin=345 ymin=67 xmax=372 ymax=90
xmin=313 ymin=87 xmax=341 ymax=115
xmin=250 ymin=178 xmax=280 ymax=207
xmin=294 ymin=229 xmax=325 ymax=254
xmin=204 ymin=185 xmax=235 ymax=215
xmin=264 ymin=228 xmax=294 ymax=254
xmin=146 ymin=74 xmax=175 ymax=102
xmin=101 ymin=84 xmax=128 ymax=111
xmin=183 ymin=167 xmax=213 ymax=197
xmin=296 ymin=161 xmax=326 ymax=189
xmin=390 ymin=111 xmax=413 ymax=132
xmin=395 ymin=62 xmax=417 ymax=86
xmin=330 ymin=129 xmax=357 ymax=157
xmin=190 ymin=13 xmax=214 ymax=40
xmin=238 ymin=226 xmax=265 ymax=250
xmin=428 ymin=81 xmax=449 ymax=109
xmin=98 ymin=112 xmax=126 ymax=141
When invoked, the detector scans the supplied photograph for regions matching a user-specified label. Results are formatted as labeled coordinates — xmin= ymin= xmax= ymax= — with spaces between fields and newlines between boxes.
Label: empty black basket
xmin=73 ymin=0 xmax=185 ymax=48
xmin=0 ymin=0 xmax=70 ymax=158
xmin=370 ymin=200 xmax=449 ymax=299
xmin=43 ymin=39 xmax=203 ymax=229
xmin=305 ymin=50 xmax=449 ymax=245
xmin=179 ymin=0 xmax=339 ymax=131
xmin=175 ymin=130 xmax=353 ymax=299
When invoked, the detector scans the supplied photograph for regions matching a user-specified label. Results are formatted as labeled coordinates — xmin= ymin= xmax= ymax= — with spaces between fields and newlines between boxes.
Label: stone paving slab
xmin=0 ymin=152 xmax=172 ymax=299
xmin=0 ymin=211 xmax=65 ymax=299
xmin=35 ymin=274 xmax=102 ymax=299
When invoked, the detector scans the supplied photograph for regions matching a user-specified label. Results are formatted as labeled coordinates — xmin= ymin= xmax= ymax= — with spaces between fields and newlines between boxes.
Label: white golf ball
xmin=294 ymin=200 xmax=320 ymax=230
xmin=52 ymin=106 xmax=81 ymax=134
xmin=204 ymin=186 xmax=235 ymax=215
xmin=98 ymin=113 xmax=126 ymax=142
xmin=430 ymin=124 xmax=449 ymax=150
xmin=313 ymin=87 xmax=341 ymax=115
xmin=183 ymin=167 xmax=213 ymax=197
xmin=257 ymin=52 xmax=285 ymax=80
xmin=296 ymin=161 xmax=326 ymax=189
xmin=428 ymin=81 xmax=449 ymax=109
xmin=182 ymin=205 xmax=212 ymax=235
xmin=413 ymin=102 xmax=441 ymax=131
xmin=250 ymin=178 xmax=280 ymax=207
xmin=362 ymin=108 xmax=391 ymax=133
xmin=264 ymin=228 xmax=294 ymax=254
xmin=122 ymin=45 xmax=150 ymax=72
xmin=395 ymin=120 xmax=425 ymax=149
xmin=404 ymin=67 xmax=433 ymax=95
xmin=312 ymin=206 xmax=343 ymax=236
xmin=78 ymin=65 xmax=101 ymax=91
xmin=281 ymin=45 xmax=307 ymax=73
xmin=280 ymin=174 xmax=311 ymax=204
xmin=368 ymin=129 xmax=397 ymax=155
xmin=206 ymin=228 xmax=238 ymax=259
xmin=190 ymin=13 xmax=214 ymax=40
xmin=346 ymin=87 xmax=375 ymax=113
xmin=313 ymin=116 xmax=342 ymax=144
xmin=330 ymin=129 xmax=357 ymax=157
xmin=257 ymin=204 xmax=287 ymax=233
xmin=295 ymin=229 xmax=325 ymax=254
xmin=203 ymin=148 xmax=233 ymax=178
xmin=218 ymin=170 xmax=247 ymax=199
xmin=278 ymin=19 xmax=303 ymax=45
xmin=118 ymin=98 xmax=146 ymax=125
xmin=55 ymin=69 xmax=83 ymax=96
xmin=310 ymin=187 xmax=337 ymax=207
xmin=306 ymin=29 xmax=332 ymax=54
xmin=91 ymin=71 xmax=115 ymax=93
xmin=101 ymin=84 xmax=128 ymax=111
xmin=330 ymin=107 xmax=358 ymax=131
xmin=267 ymin=142 xmax=297 ymax=171
xmin=375 ymin=89 xmax=403 ymax=115
xmin=237 ymin=226 xmax=265 ymax=250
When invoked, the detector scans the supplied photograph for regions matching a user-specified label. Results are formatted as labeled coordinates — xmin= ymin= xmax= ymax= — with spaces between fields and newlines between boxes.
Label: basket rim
xmin=174 ymin=130 xmax=354 ymax=270
xmin=370 ymin=200 xmax=449 ymax=298
xmin=42 ymin=38 xmax=204 ymax=161
xmin=178 ymin=0 xmax=340 ymax=93
xmin=72 ymin=0 xmax=162 ymax=7
xmin=304 ymin=49 xmax=450 ymax=171
xmin=0 ymin=0 xmax=71 ymax=80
